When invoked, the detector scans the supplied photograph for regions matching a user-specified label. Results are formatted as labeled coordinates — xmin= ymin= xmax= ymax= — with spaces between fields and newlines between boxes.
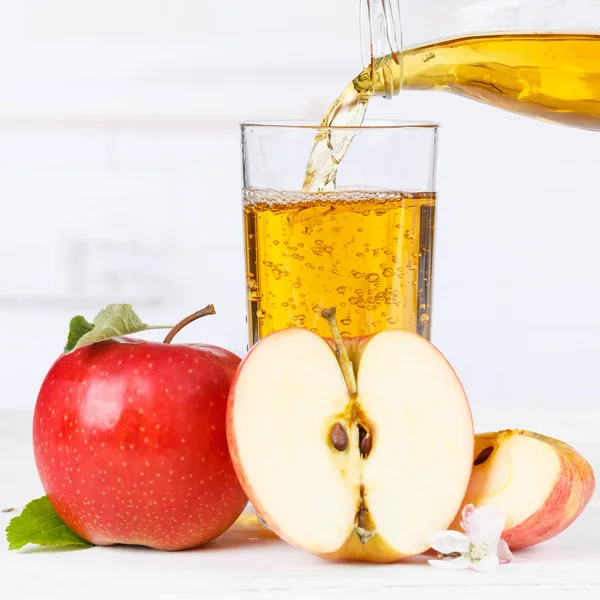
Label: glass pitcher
xmin=362 ymin=0 xmax=600 ymax=130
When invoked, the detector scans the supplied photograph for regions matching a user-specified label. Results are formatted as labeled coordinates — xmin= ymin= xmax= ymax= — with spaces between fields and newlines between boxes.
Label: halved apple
xmin=452 ymin=430 xmax=596 ymax=549
xmin=227 ymin=309 xmax=474 ymax=563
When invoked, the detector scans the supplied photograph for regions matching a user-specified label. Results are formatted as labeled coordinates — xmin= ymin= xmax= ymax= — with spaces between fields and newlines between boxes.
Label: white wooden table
xmin=1 ymin=409 xmax=599 ymax=599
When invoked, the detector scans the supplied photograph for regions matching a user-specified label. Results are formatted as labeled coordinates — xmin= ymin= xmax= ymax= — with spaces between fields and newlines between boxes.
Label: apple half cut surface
xmin=452 ymin=430 xmax=596 ymax=549
xmin=227 ymin=313 xmax=474 ymax=563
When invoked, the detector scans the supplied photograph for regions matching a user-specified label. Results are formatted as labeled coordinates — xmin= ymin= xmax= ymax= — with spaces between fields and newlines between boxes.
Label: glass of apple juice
xmin=240 ymin=121 xmax=439 ymax=348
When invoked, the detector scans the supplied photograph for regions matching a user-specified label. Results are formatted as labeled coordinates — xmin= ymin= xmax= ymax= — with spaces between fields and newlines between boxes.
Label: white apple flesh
xmin=227 ymin=319 xmax=474 ymax=563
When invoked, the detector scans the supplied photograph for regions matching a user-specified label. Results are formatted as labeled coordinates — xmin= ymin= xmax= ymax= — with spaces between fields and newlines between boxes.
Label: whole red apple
xmin=33 ymin=306 xmax=247 ymax=550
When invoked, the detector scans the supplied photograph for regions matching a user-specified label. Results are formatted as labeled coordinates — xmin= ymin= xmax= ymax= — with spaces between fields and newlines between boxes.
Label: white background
xmin=1 ymin=0 xmax=599 ymax=412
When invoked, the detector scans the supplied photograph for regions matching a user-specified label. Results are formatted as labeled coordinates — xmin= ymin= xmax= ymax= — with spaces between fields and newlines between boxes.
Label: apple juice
xmin=243 ymin=189 xmax=435 ymax=346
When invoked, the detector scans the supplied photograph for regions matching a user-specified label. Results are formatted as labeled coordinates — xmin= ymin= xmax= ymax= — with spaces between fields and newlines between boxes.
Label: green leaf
xmin=73 ymin=304 xmax=148 ymax=351
xmin=64 ymin=315 xmax=95 ymax=353
xmin=6 ymin=496 xmax=93 ymax=551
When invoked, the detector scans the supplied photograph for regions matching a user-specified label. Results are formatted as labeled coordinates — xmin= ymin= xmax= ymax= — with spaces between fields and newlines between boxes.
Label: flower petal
xmin=497 ymin=538 xmax=514 ymax=563
xmin=428 ymin=557 xmax=470 ymax=570
xmin=460 ymin=504 xmax=476 ymax=531
xmin=466 ymin=505 xmax=506 ymax=547
xmin=428 ymin=530 xmax=470 ymax=555
xmin=471 ymin=555 xmax=500 ymax=572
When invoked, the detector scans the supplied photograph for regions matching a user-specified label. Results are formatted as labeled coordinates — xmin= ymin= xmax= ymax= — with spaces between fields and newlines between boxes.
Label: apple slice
xmin=452 ymin=430 xmax=596 ymax=549
xmin=227 ymin=310 xmax=474 ymax=562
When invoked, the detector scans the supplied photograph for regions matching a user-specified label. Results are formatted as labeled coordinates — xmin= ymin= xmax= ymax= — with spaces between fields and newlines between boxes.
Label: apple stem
xmin=163 ymin=304 xmax=216 ymax=344
xmin=321 ymin=307 xmax=357 ymax=397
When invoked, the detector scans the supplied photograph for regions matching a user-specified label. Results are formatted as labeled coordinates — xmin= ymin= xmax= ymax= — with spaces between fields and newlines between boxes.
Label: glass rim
xmin=240 ymin=119 xmax=439 ymax=131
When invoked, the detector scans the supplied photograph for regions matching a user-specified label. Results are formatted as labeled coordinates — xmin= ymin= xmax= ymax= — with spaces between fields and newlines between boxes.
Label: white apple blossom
xmin=427 ymin=504 xmax=514 ymax=572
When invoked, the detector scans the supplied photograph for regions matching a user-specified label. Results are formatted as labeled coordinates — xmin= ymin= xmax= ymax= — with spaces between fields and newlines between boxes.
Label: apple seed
xmin=331 ymin=423 xmax=349 ymax=452
xmin=473 ymin=446 xmax=494 ymax=466
xmin=358 ymin=424 xmax=372 ymax=458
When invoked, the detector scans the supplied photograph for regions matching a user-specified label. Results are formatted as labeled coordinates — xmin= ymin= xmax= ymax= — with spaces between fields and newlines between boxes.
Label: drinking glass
xmin=241 ymin=120 xmax=438 ymax=348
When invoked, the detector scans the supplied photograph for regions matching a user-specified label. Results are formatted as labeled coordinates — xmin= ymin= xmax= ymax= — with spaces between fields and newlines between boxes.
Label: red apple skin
xmin=502 ymin=431 xmax=596 ymax=550
xmin=33 ymin=336 xmax=248 ymax=551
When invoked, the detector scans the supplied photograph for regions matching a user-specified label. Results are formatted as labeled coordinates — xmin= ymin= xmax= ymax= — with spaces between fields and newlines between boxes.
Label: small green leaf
xmin=64 ymin=315 xmax=95 ymax=353
xmin=93 ymin=303 xmax=146 ymax=332
xmin=6 ymin=496 xmax=93 ymax=551
xmin=73 ymin=304 xmax=148 ymax=351
xmin=63 ymin=303 xmax=175 ymax=352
